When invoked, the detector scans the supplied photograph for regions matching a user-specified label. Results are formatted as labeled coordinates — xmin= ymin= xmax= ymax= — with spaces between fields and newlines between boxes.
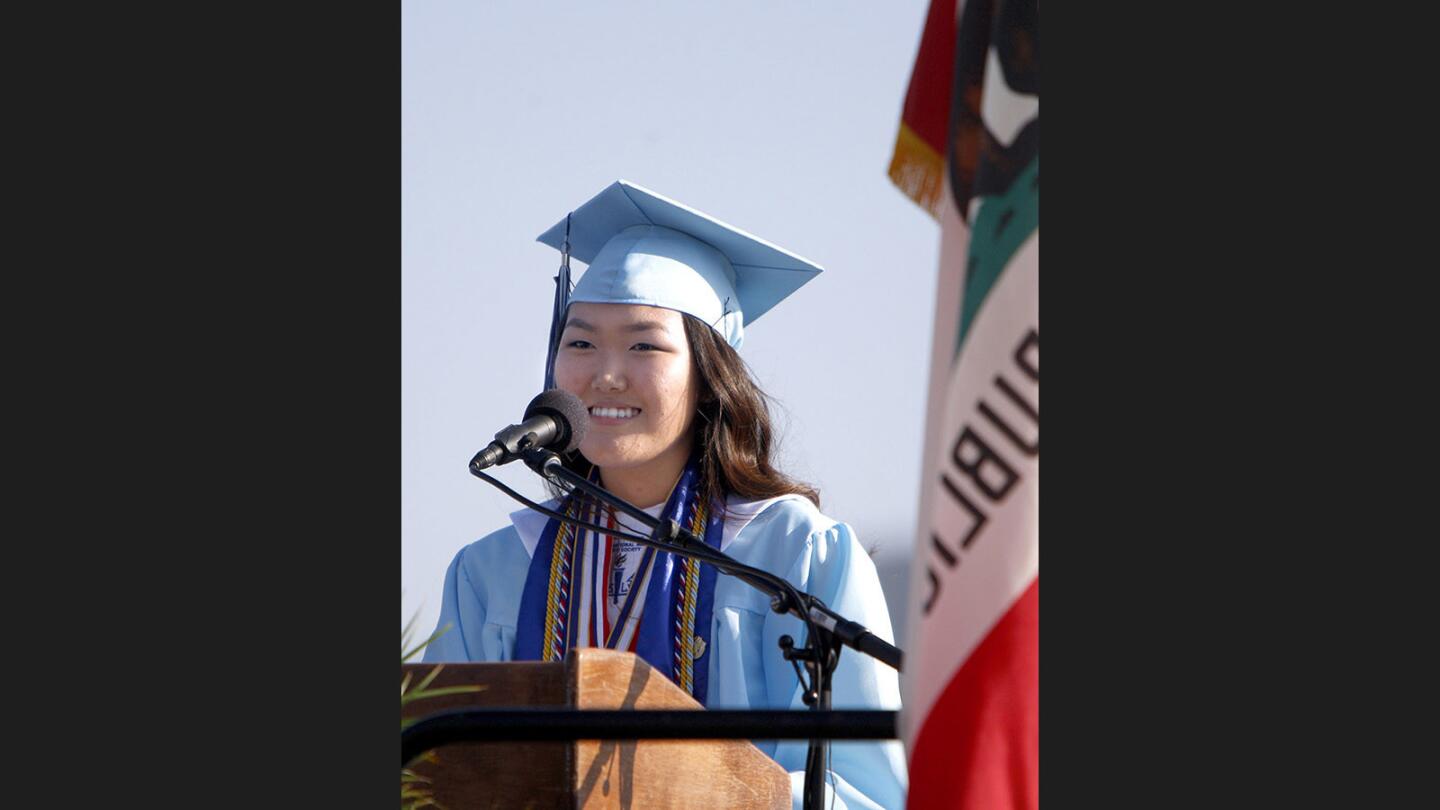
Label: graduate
xmin=423 ymin=180 xmax=906 ymax=810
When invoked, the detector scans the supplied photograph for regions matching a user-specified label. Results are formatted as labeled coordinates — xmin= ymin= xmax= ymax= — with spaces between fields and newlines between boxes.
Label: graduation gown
xmin=423 ymin=494 xmax=908 ymax=810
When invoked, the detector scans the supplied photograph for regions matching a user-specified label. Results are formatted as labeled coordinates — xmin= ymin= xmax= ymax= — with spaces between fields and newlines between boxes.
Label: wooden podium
xmin=401 ymin=648 xmax=792 ymax=809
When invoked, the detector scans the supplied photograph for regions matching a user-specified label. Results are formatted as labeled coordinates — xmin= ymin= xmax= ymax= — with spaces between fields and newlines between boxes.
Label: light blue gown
xmin=423 ymin=494 xmax=908 ymax=810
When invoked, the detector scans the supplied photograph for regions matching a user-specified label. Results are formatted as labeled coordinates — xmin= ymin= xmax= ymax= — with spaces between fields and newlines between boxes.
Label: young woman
xmin=424 ymin=181 xmax=905 ymax=809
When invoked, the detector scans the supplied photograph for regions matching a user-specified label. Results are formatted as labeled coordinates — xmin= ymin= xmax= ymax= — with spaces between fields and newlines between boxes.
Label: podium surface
xmin=402 ymin=648 xmax=791 ymax=809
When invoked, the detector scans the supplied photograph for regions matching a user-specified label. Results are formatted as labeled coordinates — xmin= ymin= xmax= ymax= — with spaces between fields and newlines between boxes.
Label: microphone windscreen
xmin=524 ymin=389 xmax=590 ymax=452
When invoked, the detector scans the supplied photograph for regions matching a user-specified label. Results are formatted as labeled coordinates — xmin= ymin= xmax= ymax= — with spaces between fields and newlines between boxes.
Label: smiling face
xmin=553 ymin=302 xmax=701 ymax=493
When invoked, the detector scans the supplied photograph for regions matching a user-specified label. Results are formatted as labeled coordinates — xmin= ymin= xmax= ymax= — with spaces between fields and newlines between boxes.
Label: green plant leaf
xmin=407 ymin=684 xmax=486 ymax=702
xmin=401 ymin=610 xmax=419 ymax=649
xmin=412 ymin=663 xmax=446 ymax=694
xmin=402 ymin=622 xmax=454 ymax=663
xmin=402 ymin=605 xmax=468 ymax=810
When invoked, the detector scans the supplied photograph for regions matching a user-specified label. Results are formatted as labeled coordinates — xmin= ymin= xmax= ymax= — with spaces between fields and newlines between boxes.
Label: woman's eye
xmin=566 ymin=340 xmax=593 ymax=349
xmin=631 ymin=343 xmax=658 ymax=351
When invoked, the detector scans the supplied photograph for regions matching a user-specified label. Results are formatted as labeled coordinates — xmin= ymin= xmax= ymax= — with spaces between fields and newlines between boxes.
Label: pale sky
xmin=402 ymin=0 xmax=940 ymax=648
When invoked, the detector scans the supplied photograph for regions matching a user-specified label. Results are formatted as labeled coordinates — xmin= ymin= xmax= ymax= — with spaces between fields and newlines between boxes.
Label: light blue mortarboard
xmin=536 ymin=180 xmax=823 ymax=352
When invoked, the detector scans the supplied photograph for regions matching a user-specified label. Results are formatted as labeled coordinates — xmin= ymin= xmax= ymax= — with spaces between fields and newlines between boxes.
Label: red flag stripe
xmin=907 ymin=576 xmax=1038 ymax=810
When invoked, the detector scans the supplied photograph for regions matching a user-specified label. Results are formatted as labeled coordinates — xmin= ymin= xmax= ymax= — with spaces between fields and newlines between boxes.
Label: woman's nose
xmin=593 ymin=362 xmax=626 ymax=391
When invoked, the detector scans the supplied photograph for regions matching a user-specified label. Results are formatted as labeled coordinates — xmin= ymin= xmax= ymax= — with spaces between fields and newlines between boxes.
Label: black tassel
xmin=543 ymin=213 xmax=573 ymax=390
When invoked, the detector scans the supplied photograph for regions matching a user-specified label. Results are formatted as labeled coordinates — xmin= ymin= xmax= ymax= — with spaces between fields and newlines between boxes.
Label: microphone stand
xmin=497 ymin=446 xmax=903 ymax=810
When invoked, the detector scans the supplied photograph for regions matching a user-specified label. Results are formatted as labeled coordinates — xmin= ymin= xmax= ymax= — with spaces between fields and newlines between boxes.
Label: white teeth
xmin=591 ymin=407 xmax=638 ymax=419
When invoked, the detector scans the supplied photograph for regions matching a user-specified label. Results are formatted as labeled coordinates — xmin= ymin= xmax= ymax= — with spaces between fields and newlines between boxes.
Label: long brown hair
xmin=682 ymin=314 xmax=819 ymax=511
xmin=547 ymin=312 xmax=820 ymax=511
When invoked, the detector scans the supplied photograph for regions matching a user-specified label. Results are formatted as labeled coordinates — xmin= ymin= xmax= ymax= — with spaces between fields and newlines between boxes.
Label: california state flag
xmin=889 ymin=0 xmax=1038 ymax=808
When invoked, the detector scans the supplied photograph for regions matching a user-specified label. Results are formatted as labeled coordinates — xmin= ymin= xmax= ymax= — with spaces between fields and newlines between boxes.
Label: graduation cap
xmin=536 ymin=180 xmax=823 ymax=387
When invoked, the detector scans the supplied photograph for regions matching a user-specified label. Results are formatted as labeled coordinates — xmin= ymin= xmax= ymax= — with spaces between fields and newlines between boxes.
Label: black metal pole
xmin=402 ymin=708 xmax=899 ymax=766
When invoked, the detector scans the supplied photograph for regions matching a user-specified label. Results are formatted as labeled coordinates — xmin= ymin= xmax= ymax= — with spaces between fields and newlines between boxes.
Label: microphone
xmin=470 ymin=389 xmax=590 ymax=471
